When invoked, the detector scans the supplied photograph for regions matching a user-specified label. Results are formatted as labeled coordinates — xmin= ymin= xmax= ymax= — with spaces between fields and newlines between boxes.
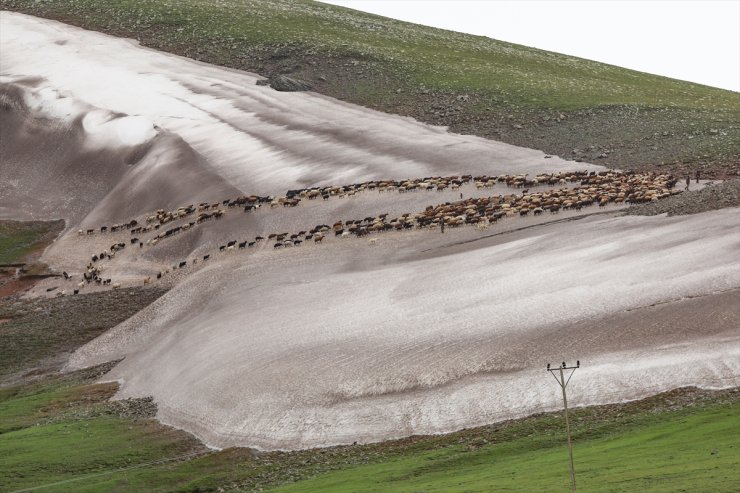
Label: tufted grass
xmin=2 ymin=0 xmax=738 ymax=112
xmin=0 ymin=366 xmax=205 ymax=493
xmin=2 ymin=0 xmax=739 ymax=173
xmin=270 ymin=402 xmax=740 ymax=492
xmin=1 ymin=367 xmax=737 ymax=492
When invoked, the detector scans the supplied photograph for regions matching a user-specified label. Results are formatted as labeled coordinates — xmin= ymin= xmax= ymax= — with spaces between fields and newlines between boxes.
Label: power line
xmin=547 ymin=360 xmax=580 ymax=493
xmin=8 ymin=377 xmax=737 ymax=492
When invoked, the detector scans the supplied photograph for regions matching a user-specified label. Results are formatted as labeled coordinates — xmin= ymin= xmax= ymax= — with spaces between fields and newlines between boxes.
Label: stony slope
xmin=2 ymin=0 xmax=739 ymax=178
xmin=1 ymin=11 xmax=738 ymax=452
xmin=0 ymin=11 xmax=587 ymax=228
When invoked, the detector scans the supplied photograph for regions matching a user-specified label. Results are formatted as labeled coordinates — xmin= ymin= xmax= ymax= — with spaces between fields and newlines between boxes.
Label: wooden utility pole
xmin=547 ymin=360 xmax=580 ymax=493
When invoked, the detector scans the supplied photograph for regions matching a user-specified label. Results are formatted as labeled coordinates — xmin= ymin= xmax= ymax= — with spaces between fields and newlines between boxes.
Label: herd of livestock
xmin=56 ymin=170 xmax=678 ymax=294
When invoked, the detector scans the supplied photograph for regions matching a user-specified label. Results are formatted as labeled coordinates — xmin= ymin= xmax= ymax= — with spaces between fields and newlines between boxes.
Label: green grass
xmin=0 ymin=366 xmax=737 ymax=493
xmin=271 ymin=405 xmax=739 ymax=492
xmin=0 ymin=220 xmax=61 ymax=265
xmin=3 ymin=0 xmax=739 ymax=173
xmin=0 ymin=288 xmax=167 ymax=381
xmin=3 ymin=0 xmax=737 ymax=111
xmin=0 ymin=367 xmax=205 ymax=493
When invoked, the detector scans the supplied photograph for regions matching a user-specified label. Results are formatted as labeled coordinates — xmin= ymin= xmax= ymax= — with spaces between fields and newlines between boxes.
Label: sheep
xmin=71 ymin=171 xmax=676 ymax=283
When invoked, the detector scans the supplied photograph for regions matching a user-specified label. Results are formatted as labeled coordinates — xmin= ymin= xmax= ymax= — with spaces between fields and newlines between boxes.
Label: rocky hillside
xmin=2 ymin=0 xmax=738 ymax=178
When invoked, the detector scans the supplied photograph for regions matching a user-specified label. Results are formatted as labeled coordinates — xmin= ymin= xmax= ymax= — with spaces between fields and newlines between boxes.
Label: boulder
xmin=267 ymin=75 xmax=312 ymax=92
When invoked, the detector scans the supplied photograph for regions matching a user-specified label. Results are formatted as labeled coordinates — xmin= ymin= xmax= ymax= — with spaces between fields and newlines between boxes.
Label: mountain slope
xmin=1 ymin=7 xmax=738 ymax=454
xmin=0 ymin=11 xmax=586 ymax=228
xmin=2 ymin=0 xmax=739 ymax=177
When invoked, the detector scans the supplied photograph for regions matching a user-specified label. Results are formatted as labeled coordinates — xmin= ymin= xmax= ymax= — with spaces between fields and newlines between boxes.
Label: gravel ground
xmin=0 ymin=287 xmax=168 ymax=385
xmin=3 ymin=0 xmax=737 ymax=179
xmin=626 ymin=179 xmax=740 ymax=216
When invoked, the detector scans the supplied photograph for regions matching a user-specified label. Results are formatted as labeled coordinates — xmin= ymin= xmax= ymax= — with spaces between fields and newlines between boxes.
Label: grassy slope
xmin=2 ymin=0 xmax=739 ymax=176
xmin=272 ymin=405 xmax=739 ymax=492
xmin=1 ymin=365 xmax=737 ymax=493
xmin=1 ymin=0 xmax=733 ymax=108
xmin=0 ymin=3 xmax=738 ymax=491
xmin=0 ymin=220 xmax=62 ymax=265
xmin=0 ymin=287 xmax=168 ymax=383
xmin=0 ymin=364 xmax=206 ymax=493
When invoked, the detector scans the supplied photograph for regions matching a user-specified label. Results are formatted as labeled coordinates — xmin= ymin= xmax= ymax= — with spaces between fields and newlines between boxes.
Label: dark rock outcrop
xmin=266 ymin=75 xmax=312 ymax=92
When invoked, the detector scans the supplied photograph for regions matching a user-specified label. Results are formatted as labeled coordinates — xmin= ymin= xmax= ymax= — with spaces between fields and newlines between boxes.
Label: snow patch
xmin=81 ymin=111 xmax=156 ymax=148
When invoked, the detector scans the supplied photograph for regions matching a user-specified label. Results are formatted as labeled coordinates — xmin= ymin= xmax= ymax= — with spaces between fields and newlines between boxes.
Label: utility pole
xmin=547 ymin=360 xmax=580 ymax=493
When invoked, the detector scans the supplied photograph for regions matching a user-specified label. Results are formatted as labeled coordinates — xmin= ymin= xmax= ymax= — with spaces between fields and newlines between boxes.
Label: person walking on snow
xmin=685 ymin=174 xmax=690 ymax=191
